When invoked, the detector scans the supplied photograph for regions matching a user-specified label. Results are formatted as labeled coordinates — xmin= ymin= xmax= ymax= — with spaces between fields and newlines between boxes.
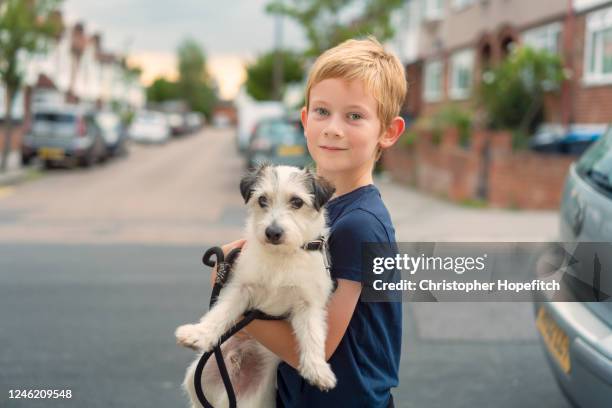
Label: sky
xmin=63 ymin=0 xmax=308 ymax=99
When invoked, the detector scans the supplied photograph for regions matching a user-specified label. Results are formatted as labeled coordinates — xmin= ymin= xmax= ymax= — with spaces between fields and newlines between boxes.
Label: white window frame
xmin=449 ymin=49 xmax=474 ymax=100
xmin=423 ymin=0 xmax=444 ymax=21
xmin=424 ymin=60 xmax=444 ymax=102
xmin=522 ymin=22 xmax=562 ymax=54
xmin=452 ymin=0 xmax=475 ymax=12
xmin=583 ymin=5 xmax=612 ymax=85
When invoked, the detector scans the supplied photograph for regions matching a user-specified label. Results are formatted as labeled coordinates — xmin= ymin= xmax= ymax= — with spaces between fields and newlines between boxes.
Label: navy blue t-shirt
xmin=276 ymin=184 xmax=402 ymax=408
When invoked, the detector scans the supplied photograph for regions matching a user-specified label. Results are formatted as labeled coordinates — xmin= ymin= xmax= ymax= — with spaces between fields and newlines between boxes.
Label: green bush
xmin=433 ymin=105 xmax=473 ymax=147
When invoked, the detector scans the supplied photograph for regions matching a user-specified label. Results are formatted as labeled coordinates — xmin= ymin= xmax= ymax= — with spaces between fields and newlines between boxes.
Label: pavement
xmin=0 ymin=126 xmax=570 ymax=408
xmin=0 ymin=151 xmax=28 ymax=187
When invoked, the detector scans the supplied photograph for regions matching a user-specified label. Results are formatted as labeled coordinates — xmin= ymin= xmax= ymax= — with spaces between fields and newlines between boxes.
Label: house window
xmin=453 ymin=0 xmax=475 ymax=11
xmin=584 ymin=5 xmax=612 ymax=85
xmin=424 ymin=60 xmax=443 ymax=102
xmin=423 ymin=0 xmax=444 ymax=21
xmin=522 ymin=22 xmax=562 ymax=54
xmin=449 ymin=49 xmax=474 ymax=100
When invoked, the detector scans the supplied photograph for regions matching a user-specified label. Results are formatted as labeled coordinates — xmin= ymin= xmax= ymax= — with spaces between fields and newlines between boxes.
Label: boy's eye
xmin=258 ymin=196 xmax=268 ymax=208
xmin=314 ymin=107 xmax=329 ymax=116
xmin=289 ymin=196 xmax=304 ymax=209
xmin=347 ymin=112 xmax=362 ymax=120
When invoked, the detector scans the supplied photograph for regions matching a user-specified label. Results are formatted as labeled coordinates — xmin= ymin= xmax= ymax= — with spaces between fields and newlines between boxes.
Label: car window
xmin=254 ymin=120 xmax=304 ymax=145
xmin=576 ymin=127 xmax=612 ymax=194
xmin=34 ymin=112 xmax=75 ymax=124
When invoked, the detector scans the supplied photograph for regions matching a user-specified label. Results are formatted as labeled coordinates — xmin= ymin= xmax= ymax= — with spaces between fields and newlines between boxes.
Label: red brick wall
xmin=383 ymin=129 xmax=574 ymax=209
xmin=486 ymin=132 xmax=574 ymax=209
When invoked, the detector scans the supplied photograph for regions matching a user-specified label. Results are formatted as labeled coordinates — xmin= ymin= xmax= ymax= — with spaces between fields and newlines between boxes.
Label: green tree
xmin=176 ymin=38 xmax=216 ymax=117
xmin=266 ymin=0 xmax=404 ymax=56
xmin=0 ymin=0 xmax=62 ymax=171
xmin=478 ymin=46 xmax=566 ymax=134
xmin=246 ymin=50 xmax=304 ymax=101
xmin=146 ymin=77 xmax=179 ymax=103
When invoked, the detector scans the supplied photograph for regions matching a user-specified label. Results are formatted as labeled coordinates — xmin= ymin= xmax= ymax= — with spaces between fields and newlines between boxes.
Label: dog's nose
xmin=265 ymin=225 xmax=284 ymax=244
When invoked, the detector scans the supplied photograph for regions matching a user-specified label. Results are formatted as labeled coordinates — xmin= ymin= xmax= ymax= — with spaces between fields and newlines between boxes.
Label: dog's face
xmin=240 ymin=164 xmax=335 ymax=250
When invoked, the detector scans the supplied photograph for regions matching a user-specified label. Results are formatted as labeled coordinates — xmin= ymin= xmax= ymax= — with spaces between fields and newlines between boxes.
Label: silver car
xmin=21 ymin=105 xmax=107 ymax=168
xmin=534 ymin=126 xmax=612 ymax=407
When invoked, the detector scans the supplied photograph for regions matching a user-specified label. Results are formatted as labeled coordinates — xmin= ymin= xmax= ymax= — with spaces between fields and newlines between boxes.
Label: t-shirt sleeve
xmin=328 ymin=209 xmax=390 ymax=283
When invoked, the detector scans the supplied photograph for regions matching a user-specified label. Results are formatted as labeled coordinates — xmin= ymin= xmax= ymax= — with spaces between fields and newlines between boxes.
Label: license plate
xmin=536 ymin=307 xmax=571 ymax=373
xmin=38 ymin=147 xmax=65 ymax=161
xmin=277 ymin=145 xmax=305 ymax=157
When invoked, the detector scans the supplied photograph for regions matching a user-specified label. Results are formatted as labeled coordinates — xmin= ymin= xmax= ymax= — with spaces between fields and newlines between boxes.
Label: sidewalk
xmin=376 ymin=173 xmax=559 ymax=242
xmin=0 ymin=151 xmax=27 ymax=187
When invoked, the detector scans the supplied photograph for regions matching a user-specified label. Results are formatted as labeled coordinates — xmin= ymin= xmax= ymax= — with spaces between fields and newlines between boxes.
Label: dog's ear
xmin=240 ymin=163 xmax=268 ymax=203
xmin=305 ymin=169 xmax=335 ymax=211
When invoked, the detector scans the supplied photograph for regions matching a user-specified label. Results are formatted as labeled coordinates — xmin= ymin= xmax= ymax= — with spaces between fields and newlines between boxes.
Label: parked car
xmin=530 ymin=123 xmax=607 ymax=155
xmin=533 ymin=125 xmax=612 ymax=407
xmin=245 ymin=117 xmax=310 ymax=169
xmin=166 ymin=112 xmax=188 ymax=136
xmin=185 ymin=112 xmax=204 ymax=133
xmin=95 ymin=110 xmax=127 ymax=157
xmin=21 ymin=105 xmax=107 ymax=168
xmin=128 ymin=111 xmax=170 ymax=144
xmin=236 ymin=101 xmax=285 ymax=153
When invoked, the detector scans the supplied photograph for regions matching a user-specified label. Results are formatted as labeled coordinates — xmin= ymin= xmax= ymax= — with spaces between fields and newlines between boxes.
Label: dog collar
xmin=302 ymin=236 xmax=331 ymax=272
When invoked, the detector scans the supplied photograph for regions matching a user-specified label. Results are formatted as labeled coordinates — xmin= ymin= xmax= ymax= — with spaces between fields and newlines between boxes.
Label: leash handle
xmin=195 ymin=246 xmax=243 ymax=408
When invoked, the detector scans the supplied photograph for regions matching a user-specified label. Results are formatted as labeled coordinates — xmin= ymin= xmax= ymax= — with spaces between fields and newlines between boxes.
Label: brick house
xmin=1 ymin=12 xmax=145 ymax=152
xmin=392 ymin=0 xmax=612 ymax=129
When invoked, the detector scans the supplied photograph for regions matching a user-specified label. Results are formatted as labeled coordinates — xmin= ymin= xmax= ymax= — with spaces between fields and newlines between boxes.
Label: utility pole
xmin=272 ymin=0 xmax=284 ymax=101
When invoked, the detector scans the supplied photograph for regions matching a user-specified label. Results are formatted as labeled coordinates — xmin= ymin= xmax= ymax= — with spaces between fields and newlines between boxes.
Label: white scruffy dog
xmin=175 ymin=164 xmax=337 ymax=408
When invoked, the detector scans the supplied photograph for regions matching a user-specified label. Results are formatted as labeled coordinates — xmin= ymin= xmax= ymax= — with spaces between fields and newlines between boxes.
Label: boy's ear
xmin=379 ymin=116 xmax=406 ymax=149
xmin=300 ymin=106 xmax=308 ymax=131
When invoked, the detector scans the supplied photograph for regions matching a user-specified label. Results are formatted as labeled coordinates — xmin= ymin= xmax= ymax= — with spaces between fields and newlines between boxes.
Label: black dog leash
xmin=194 ymin=238 xmax=333 ymax=408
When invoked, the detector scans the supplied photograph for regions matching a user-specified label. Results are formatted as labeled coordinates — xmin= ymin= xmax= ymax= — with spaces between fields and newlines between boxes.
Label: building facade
xmin=395 ymin=0 xmax=612 ymax=128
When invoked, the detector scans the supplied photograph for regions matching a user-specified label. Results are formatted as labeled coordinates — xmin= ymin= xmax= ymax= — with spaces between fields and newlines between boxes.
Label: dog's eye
xmin=289 ymin=197 xmax=304 ymax=209
xmin=258 ymin=196 xmax=268 ymax=208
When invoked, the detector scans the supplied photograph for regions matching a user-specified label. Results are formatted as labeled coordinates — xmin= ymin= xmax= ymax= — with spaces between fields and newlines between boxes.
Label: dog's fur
xmin=175 ymin=164 xmax=337 ymax=407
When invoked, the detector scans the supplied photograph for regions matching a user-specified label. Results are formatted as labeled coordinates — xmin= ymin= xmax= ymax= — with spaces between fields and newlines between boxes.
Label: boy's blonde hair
xmin=304 ymin=36 xmax=407 ymax=160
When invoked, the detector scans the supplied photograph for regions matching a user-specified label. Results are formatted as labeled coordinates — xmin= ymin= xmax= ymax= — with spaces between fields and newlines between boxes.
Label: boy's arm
xmin=243 ymin=278 xmax=362 ymax=369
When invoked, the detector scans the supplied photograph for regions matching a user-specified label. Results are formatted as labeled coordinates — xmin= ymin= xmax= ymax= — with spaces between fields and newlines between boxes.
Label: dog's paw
xmin=175 ymin=324 xmax=219 ymax=352
xmin=175 ymin=324 xmax=202 ymax=350
xmin=299 ymin=358 xmax=337 ymax=391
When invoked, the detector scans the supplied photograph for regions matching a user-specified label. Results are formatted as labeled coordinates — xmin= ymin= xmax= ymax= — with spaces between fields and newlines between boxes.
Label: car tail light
xmin=76 ymin=117 xmax=87 ymax=137
xmin=250 ymin=137 xmax=271 ymax=151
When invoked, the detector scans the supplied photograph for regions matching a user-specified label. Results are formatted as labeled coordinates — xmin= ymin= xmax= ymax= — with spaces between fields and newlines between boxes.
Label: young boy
xmin=225 ymin=37 xmax=406 ymax=407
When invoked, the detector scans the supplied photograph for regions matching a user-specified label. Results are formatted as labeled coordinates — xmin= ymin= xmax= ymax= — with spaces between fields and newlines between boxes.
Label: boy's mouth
xmin=319 ymin=145 xmax=347 ymax=151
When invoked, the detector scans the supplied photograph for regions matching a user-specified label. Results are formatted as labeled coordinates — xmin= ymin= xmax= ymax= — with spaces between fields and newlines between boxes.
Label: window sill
xmin=582 ymin=76 xmax=612 ymax=87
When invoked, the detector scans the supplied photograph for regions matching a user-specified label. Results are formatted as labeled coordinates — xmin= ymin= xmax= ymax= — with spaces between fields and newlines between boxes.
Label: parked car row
xmin=21 ymin=105 xmax=125 ymax=168
xmin=20 ymin=104 xmax=207 ymax=168
xmin=129 ymin=110 xmax=204 ymax=143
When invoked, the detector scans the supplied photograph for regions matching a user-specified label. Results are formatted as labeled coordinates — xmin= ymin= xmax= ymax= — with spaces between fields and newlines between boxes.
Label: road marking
xmin=0 ymin=186 xmax=15 ymax=199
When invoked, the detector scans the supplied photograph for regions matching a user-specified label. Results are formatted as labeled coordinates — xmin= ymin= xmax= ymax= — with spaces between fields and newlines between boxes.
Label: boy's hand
xmin=210 ymin=238 xmax=247 ymax=287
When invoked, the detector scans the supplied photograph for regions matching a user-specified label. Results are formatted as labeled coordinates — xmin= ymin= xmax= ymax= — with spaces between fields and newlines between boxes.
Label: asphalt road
xmin=0 ymin=127 xmax=570 ymax=408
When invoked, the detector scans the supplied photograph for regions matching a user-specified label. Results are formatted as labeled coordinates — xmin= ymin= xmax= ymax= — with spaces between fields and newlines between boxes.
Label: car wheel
xmin=21 ymin=154 xmax=32 ymax=166
xmin=79 ymin=150 xmax=95 ymax=168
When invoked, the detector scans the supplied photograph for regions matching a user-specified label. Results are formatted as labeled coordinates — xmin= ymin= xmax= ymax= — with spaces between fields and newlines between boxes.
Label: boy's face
xmin=301 ymin=78 xmax=382 ymax=176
